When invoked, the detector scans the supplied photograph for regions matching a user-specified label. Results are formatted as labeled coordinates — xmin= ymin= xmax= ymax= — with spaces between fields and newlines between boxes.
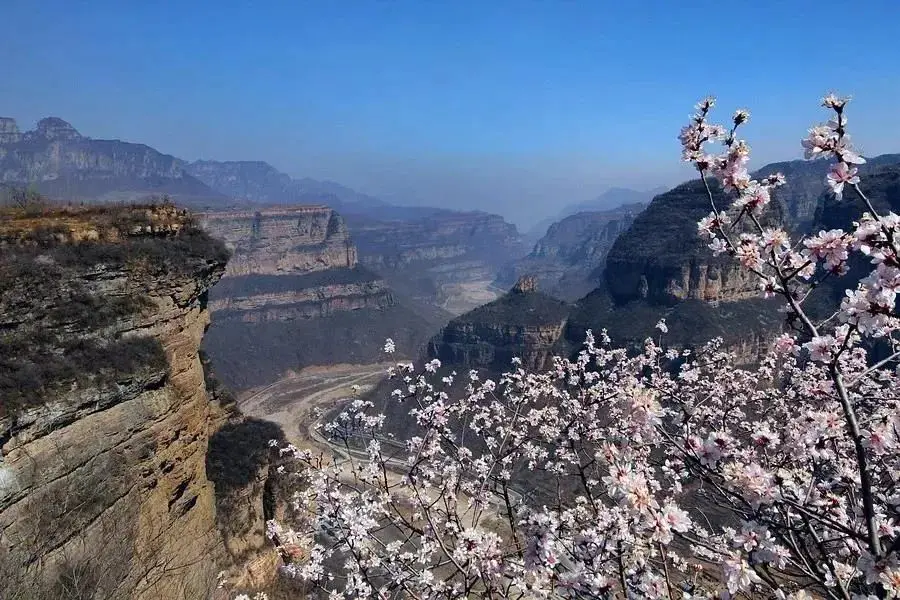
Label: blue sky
xmin=3 ymin=0 xmax=899 ymax=226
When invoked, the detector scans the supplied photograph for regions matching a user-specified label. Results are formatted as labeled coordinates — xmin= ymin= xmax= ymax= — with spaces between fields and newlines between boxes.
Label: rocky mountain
xmin=0 ymin=117 xmax=533 ymax=321
xmin=802 ymin=161 xmax=900 ymax=324
xmin=0 ymin=117 xmax=227 ymax=207
xmin=184 ymin=160 xmax=388 ymax=214
xmin=198 ymin=206 xmax=439 ymax=391
xmin=0 ymin=204 xmax=281 ymax=598
xmin=566 ymin=155 xmax=900 ymax=358
xmin=345 ymin=210 xmax=528 ymax=316
xmin=524 ymin=186 xmax=665 ymax=243
xmin=428 ymin=276 xmax=570 ymax=372
xmin=755 ymin=152 xmax=900 ymax=232
xmin=603 ymin=178 xmax=781 ymax=306
xmin=498 ymin=202 xmax=645 ymax=301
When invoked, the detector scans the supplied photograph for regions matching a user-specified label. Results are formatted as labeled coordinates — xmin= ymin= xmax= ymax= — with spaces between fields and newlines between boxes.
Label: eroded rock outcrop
xmin=428 ymin=276 xmax=569 ymax=372
xmin=0 ymin=205 xmax=235 ymax=599
xmin=199 ymin=207 xmax=437 ymax=391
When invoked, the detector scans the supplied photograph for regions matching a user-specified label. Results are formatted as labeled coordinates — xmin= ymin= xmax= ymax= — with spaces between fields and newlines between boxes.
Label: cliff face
xmin=0 ymin=117 xmax=225 ymax=206
xmin=428 ymin=277 xmax=569 ymax=372
xmin=605 ymin=155 xmax=900 ymax=307
xmin=499 ymin=203 xmax=645 ymax=301
xmin=754 ymin=153 xmax=900 ymax=232
xmin=198 ymin=206 xmax=358 ymax=277
xmin=199 ymin=207 xmax=436 ymax=391
xmin=0 ymin=205 xmax=236 ymax=599
xmin=604 ymin=179 xmax=781 ymax=306
xmin=347 ymin=210 xmax=528 ymax=316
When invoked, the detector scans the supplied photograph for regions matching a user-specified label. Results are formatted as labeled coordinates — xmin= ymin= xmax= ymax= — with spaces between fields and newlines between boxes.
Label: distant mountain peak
xmin=32 ymin=117 xmax=83 ymax=141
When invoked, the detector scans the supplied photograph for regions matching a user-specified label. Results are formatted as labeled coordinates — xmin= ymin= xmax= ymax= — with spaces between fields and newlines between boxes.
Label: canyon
xmin=345 ymin=210 xmax=528 ymax=316
xmin=498 ymin=202 xmax=645 ymax=301
xmin=0 ymin=117 xmax=532 ymax=325
xmin=427 ymin=155 xmax=900 ymax=373
xmin=197 ymin=206 xmax=438 ymax=392
xmin=2 ymin=146 xmax=899 ymax=600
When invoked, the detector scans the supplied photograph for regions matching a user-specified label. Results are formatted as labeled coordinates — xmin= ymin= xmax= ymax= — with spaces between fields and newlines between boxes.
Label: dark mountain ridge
xmin=0 ymin=117 xmax=226 ymax=206
xmin=183 ymin=159 xmax=388 ymax=215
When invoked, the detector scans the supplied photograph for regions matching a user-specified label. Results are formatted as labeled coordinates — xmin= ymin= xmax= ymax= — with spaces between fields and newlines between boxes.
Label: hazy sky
xmin=3 ymin=0 xmax=900 ymax=227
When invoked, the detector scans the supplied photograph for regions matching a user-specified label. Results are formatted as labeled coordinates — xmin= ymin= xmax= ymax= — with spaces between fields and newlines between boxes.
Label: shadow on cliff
xmin=206 ymin=417 xmax=288 ymax=564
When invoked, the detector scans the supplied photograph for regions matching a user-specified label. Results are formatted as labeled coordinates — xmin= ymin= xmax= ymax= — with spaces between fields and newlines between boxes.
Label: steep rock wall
xmin=0 ymin=206 xmax=235 ymax=600
xmin=199 ymin=207 xmax=435 ymax=391
xmin=198 ymin=207 xmax=358 ymax=277
xmin=604 ymin=179 xmax=782 ymax=306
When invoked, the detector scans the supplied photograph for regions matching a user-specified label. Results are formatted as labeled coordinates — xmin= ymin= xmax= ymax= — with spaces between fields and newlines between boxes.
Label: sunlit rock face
xmin=0 ymin=205 xmax=234 ymax=600
xmin=198 ymin=207 xmax=436 ymax=391
xmin=199 ymin=206 xmax=358 ymax=277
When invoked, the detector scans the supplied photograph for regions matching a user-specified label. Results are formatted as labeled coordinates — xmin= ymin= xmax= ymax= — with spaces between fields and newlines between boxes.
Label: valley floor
xmin=237 ymin=362 xmax=393 ymax=448
xmin=439 ymin=280 xmax=504 ymax=315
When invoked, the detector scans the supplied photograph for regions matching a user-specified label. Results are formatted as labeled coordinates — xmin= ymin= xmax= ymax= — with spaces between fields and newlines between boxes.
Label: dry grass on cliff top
xmin=2 ymin=200 xmax=189 ymax=244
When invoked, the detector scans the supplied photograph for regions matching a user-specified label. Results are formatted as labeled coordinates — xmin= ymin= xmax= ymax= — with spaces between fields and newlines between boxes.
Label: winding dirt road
xmin=238 ymin=362 xmax=393 ymax=448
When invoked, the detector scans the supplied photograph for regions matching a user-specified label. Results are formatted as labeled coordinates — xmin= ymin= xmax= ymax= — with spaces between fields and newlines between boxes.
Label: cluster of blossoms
xmin=689 ymin=95 xmax=900 ymax=344
xmin=254 ymin=96 xmax=899 ymax=600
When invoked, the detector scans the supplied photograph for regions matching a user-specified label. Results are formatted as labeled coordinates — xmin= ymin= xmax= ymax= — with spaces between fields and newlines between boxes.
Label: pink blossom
xmin=804 ymin=335 xmax=836 ymax=362
xmin=723 ymin=557 xmax=762 ymax=594
xmin=772 ymin=334 xmax=796 ymax=354
xmin=827 ymin=162 xmax=860 ymax=198
xmin=804 ymin=228 xmax=850 ymax=270
xmin=803 ymin=125 xmax=835 ymax=159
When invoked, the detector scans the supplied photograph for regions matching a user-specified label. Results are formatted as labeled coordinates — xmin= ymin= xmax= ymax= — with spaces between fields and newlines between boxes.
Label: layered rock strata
xmin=0 ymin=205 xmax=236 ymax=600
xmin=604 ymin=179 xmax=783 ymax=306
xmin=199 ymin=207 xmax=434 ymax=390
xmin=428 ymin=276 xmax=569 ymax=372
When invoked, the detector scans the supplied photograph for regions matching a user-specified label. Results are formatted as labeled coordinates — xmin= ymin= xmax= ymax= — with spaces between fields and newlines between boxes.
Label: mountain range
xmin=0 ymin=116 xmax=391 ymax=216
